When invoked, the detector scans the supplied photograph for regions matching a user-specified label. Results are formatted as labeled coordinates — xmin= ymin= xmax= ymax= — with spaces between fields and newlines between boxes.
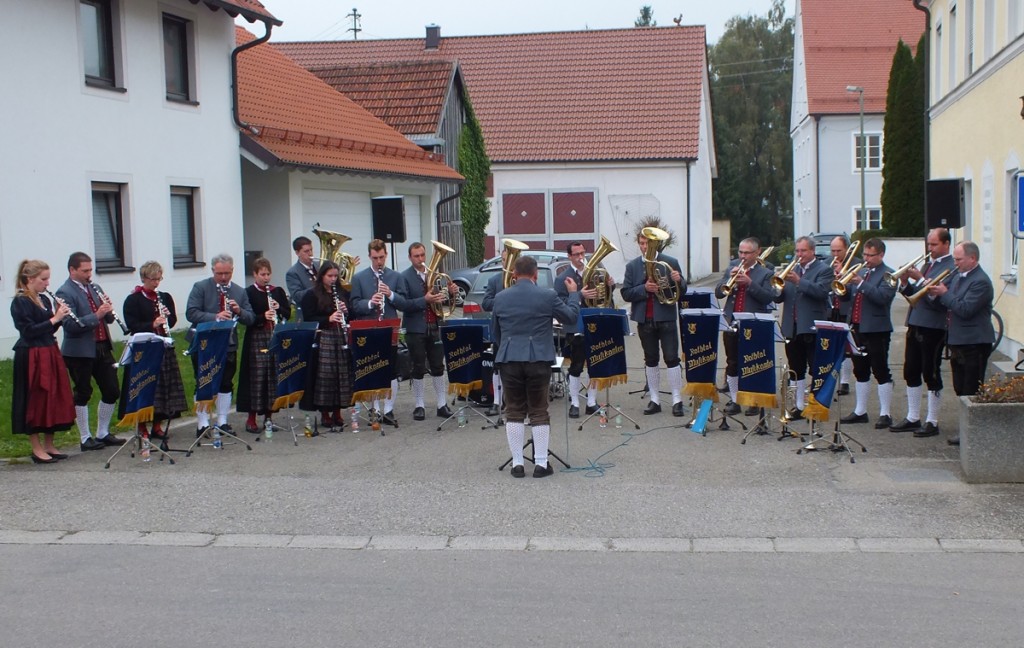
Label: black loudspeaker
xmin=371 ymin=196 xmax=406 ymax=243
xmin=926 ymin=179 xmax=965 ymax=229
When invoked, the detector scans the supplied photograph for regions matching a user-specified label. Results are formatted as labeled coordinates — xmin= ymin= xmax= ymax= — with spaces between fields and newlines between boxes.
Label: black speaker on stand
xmin=925 ymin=178 xmax=965 ymax=229
xmin=372 ymin=196 xmax=406 ymax=269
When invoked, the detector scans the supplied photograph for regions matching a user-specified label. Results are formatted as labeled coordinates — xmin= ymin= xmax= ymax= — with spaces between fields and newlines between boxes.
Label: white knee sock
xmin=667 ymin=365 xmax=683 ymax=404
xmin=841 ymin=358 xmax=852 ymax=384
xmin=727 ymin=375 xmax=739 ymax=403
xmin=75 ymin=405 xmax=91 ymax=442
xmin=878 ymin=381 xmax=893 ymax=417
xmin=215 ymin=392 xmax=232 ymax=425
xmin=384 ymin=379 xmax=398 ymax=412
xmin=412 ymin=378 xmax=425 ymax=408
xmin=492 ymin=374 xmax=502 ymax=407
xmin=905 ymin=385 xmax=922 ymax=422
xmin=432 ymin=375 xmax=447 ymax=408
xmin=506 ymin=421 xmax=525 ymax=466
xmin=586 ymin=385 xmax=597 ymax=408
xmin=196 ymin=408 xmax=210 ymax=429
xmin=568 ymin=375 xmax=581 ymax=407
xmin=645 ymin=366 xmax=661 ymax=404
xmin=795 ymin=379 xmax=806 ymax=410
xmin=532 ymin=424 xmax=550 ymax=468
xmin=854 ymin=381 xmax=870 ymax=416
xmin=96 ymin=401 xmax=116 ymax=438
xmin=926 ymin=390 xmax=941 ymax=425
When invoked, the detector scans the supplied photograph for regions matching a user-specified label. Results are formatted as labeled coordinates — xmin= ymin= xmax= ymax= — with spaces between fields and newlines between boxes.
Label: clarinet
xmin=331 ymin=283 xmax=349 ymax=349
xmin=265 ymin=285 xmax=285 ymax=326
xmin=375 ymin=270 xmax=385 ymax=322
xmin=217 ymin=283 xmax=239 ymax=322
xmin=155 ymin=292 xmax=172 ymax=336
xmin=90 ymin=282 xmax=130 ymax=335
xmin=44 ymin=290 xmax=84 ymax=326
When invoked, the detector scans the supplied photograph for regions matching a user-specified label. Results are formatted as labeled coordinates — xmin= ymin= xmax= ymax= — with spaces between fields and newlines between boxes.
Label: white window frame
xmin=852 ymin=132 xmax=883 ymax=172
xmin=854 ymin=207 xmax=883 ymax=232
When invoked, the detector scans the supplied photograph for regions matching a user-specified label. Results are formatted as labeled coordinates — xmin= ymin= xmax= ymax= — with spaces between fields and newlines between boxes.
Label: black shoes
xmin=744 ymin=406 xmax=760 ymax=417
xmin=48 ymin=452 xmax=69 ymax=461
xmin=533 ymin=464 xmax=554 ymax=478
xmin=80 ymin=438 xmax=105 ymax=452
xmin=485 ymin=405 xmax=501 ymax=417
xmin=31 ymin=454 xmax=59 ymax=464
xmin=511 ymin=465 xmax=525 ymax=478
xmin=219 ymin=424 xmax=234 ymax=435
xmin=585 ymin=404 xmax=600 ymax=415
xmin=837 ymin=383 xmax=850 ymax=396
xmin=99 ymin=435 xmax=126 ymax=446
xmin=672 ymin=402 xmax=685 ymax=417
xmin=568 ymin=405 xmax=580 ymax=418
xmin=914 ymin=422 xmax=940 ymax=438
xmin=840 ymin=412 xmax=869 ymax=424
xmin=436 ymin=405 xmax=453 ymax=419
xmin=413 ymin=407 xmax=426 ymax=421
xmin=643 ymin=402 xmax=662 ymax=415
xmin=723 ymin=401 xmax=741 ymax=415
xmin=783 ymin=408 xmax=804 ymax=422
xmin=195 ymin=426 xmax=209 ymax=439
xmin=889 ymin=418 xmax=922 ymax=433
xmin=381 ymin=411 xmax=398 ymax=427
xmin=874 ymin=415 xmax=892 ymax=430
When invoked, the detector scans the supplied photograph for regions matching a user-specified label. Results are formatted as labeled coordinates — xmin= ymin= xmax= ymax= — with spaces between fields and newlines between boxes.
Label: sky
xmin=249 ymin=0 xmax=796 ymax=45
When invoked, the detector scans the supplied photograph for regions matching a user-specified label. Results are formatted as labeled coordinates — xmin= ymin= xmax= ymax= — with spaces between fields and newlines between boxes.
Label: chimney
xmin=425 ymin=24 xmax=440 ymax=50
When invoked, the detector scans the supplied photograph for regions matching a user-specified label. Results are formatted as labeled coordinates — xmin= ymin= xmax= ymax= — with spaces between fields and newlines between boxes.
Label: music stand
xmin=349 ymin=319 xmax=401 ymax=435
xmin=183 ymin=321 xmax=253 ymax=455
xmin=678 ymin=308 xmax=743 ymax=435
xmin=577 ymin=309 xmax=639 ymax=432
xmin=437 ymin=320 xmax=499 ymax=430
xmin=105 ymin=335 xmax=177 ymax=468
xmin=256 ymin=322 xmax=319 ymax=446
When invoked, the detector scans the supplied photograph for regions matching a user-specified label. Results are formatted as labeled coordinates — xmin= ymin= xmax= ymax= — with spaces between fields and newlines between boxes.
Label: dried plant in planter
xmin=972 ymin=374 xmax=1024 ymax=404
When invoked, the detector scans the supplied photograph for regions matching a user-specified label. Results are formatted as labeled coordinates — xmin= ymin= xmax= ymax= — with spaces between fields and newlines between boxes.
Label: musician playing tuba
xmin=481 ymin=239 xmax=530 ymax=418
xmin=620 ymin=228 xmax=688 ymax=417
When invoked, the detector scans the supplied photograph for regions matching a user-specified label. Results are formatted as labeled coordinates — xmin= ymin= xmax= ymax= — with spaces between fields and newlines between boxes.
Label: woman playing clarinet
xmin=238 ymin=257 xmax=290 ymax=433
xmin=300 ymin=261 xmax=353 ymax=430
xmin=120 ymin=261 xmax=187 ymax=441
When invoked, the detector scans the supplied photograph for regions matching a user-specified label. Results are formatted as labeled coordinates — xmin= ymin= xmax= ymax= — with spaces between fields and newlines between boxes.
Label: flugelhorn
xmin=905 ymin=269 xmax=953 ymax=307
xmin=883 ymin=252 xmax=929 ymax=288
xmin=720 ymin=263 xmax=749 ymax=298
xmin=425 ymin=240 xmax=457 ymax=319
xmin=770 ymin=258 xmax=799 ymax=292
xmin=831 ymin=263 xmax=866 ymax=296
xmin=501 ymin=238 xmax=530 ymax=290
xmin=313 ymin=225 xmax=359 ymax=291
xmin=581 ymin=236 xmax=618 ymax=307
xmin=641 ymin=227 xmax=679 ymax=304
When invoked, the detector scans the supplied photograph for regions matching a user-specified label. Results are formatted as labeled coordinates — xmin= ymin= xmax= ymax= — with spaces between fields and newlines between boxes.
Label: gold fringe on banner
xmin=802 ymin=394 xmax=831 ymax=421
xmin=448 ymin=380 xmax=483 ymax=399
xmin=271 ymin=390 xmax=304 ymax=413
xmin=589 ymin=374 xmax=628 ymax=392
xmin=195 ymin=399 xmax=215 ymax=414
xmin=683 ymin=382 xmax=719 ymax=402
xmin=736 ymin=391 xmax=778 ymax=409
xmin=352 ymin=388 xmax=392 ymax=403
xmin=116 ymin=406 xmax=154 ymax=428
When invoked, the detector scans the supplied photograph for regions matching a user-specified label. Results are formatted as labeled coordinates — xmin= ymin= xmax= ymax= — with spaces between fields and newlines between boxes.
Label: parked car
xmin=448 ymin=249 xmax=569 ymax=304
xmin=463 ymin=258 xmax=574 ymax=307
xmin=809 ymin=232 xmax=848 ymax=260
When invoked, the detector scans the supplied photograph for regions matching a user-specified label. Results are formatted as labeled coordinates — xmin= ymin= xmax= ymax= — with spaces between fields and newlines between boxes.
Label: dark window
xmin=163 ymin=14 xmax=191 ymax=101
xmin=170 ymin=187 xmax=197 ymax=263
xmin=82 ymin=0 xmax=115 ymax=86
xmin=92 ymin=183 xmax=126 ymax=269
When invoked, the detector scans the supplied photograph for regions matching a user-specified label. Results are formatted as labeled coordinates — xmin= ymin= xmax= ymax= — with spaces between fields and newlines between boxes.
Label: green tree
xmin=879 ymin=38 xmax=925 ymax=236
xmin=458 ymin=95 xmax=491 ymax=266
xmin=635 ymin=6 xmax=656 ymax=27
xmin=708 ymin=0 xmax=794 ymax=247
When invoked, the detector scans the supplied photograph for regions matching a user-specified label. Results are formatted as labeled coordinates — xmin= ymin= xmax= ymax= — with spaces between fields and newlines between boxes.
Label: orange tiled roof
xmin=236 ymin=28 xmax=462 ymax=183
xmin=311 ymin=61 xmax=457 ymax=136
xmin=802 ymin=0 xmax=924 ymax=115
xmin=193 ymin=0 xmax=280 ymax=25
xmin=276 ymin=27 xmax=707 ymax=163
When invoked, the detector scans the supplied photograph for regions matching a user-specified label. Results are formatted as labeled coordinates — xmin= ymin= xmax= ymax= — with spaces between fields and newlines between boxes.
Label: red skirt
xmin=12 ymin=345 xmax=75 ymax=434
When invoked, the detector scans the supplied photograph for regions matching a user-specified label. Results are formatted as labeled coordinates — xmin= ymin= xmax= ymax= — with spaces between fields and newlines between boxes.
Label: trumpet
xmin=581 ymin=235 xmax=618 ymax=307
xmin=883 ymin=252 xmax=929 ymax=288
xmin=45 ymin=290 xmax=83 ymax=326
xmin=720 ymin=263 xmax=750 ymax=298
xmin=641 ymin=227 xmax=679 ymax=304
xmin=90 ymin=282 xmax=130 ymax=335
xmin=770 ymin=258 xmax=799 ymax=292
xmin=501 ymin=238 xmax=530 ymax=290
xmin=905 ymin=269 xmax=953 ymax=307
xmin=831 ymin=263 xmax=866 ymax=296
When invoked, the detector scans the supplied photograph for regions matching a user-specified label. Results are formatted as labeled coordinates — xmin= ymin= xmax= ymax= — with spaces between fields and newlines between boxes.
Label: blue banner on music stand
xmin=679 ymin=309 xmax=720 ymax=401
xmin=349 ymin=322 xmax=395 ymax=403
xmin=116 ymin=334 xmax=167 ymax=427
xmin=440 ymin=322 xmax=486 ymax=397
xmin=188 ymin=320 xmax=235 ymax=413
xmin=581 ymin=309 xmax=628 ymax=390
xmin=803 ymin=322 xmax=850 ymax=421
xmin=269 ymin=322 xmax=318 ymax=411
xmin=679 ymin=289 xmax=715 ymax=310
xmin=735 ymin=314 xmax=778 ymax=410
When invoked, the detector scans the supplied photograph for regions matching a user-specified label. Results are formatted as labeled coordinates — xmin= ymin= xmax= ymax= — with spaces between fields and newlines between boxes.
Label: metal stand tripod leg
xmin=185 ymin=423 xmax=253 ymax=456
xmin=498 ymin=438 xmax=571 ymax=471
xmin=741 ymin=408 xmax=776 ymax=444
xmin=104 ymin=430 xmax=176 ymax=469
xmin=577 ymin=387 xmax=640 ymax=431
xmin=437 ymin=402 xmax=498 ymax=431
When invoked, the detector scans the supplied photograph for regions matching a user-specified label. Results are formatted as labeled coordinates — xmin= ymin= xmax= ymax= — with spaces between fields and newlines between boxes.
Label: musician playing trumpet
xmin=239 ymin=257 xmax=291 ymax=434
xmin=715 ymin=238 xmax=783 ymax=415
xmin=889 ymin=229 xmax=953 ymax=437
xmin=829 ymin=236 xmax=861 ymax=395
xmin=837 ymin=238 xmax=897 ymax=429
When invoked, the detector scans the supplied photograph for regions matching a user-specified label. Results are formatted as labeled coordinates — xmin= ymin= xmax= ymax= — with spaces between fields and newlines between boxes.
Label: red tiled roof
xmin=191 ymin=0 xmax=280 ymax=25
xmin=802 ymin=0 xmax=924 ymax=115
xmin=311 ymin=61 xmax=456 ymax=136
xmin=276 ymin=27 xmax=707 ymax=163
xmin=235 ymin=28 xmax=462 ymax=183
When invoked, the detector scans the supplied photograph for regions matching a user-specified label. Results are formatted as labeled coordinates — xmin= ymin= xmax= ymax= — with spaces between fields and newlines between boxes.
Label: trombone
xmin=883 ymin=252 xmax=929 ymax=288
xmin=757 ymin=246 xmax=775 ymax=266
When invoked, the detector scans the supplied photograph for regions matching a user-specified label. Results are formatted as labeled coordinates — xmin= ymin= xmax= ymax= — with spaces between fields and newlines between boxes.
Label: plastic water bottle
xmin=141 ymin=433 xmax=151 ymax=462
xmin=351 ymin=404 xmax=360 ymax=432
xmin=615 ymin=413 xmax=623 ymax=429
xmin=457 ymin=409 xmax=467 ymax=428
xmin=371 ymin=409 xmax=381 ymax=432
xmin=264 ymin=418 xmax=273 ymax=442
xmin=599 ymin=406 xmax=608 ymax=428
xmin=303 ymin=414 xmax=313 ymax=438
xmin=212 ymin=427 xmax=223 ymax=449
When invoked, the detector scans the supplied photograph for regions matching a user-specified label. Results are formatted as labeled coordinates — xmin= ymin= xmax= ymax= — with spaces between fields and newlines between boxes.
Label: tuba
xmin=425 ymin=240 xmax=457 ymax=319
xmin=313 ymin=225 xmax=359 ymax=291
xmin=641 ymin=227 xmax=679 ymax=304
xmin=581 ymin=236 xmax=618 ymax=307
xmin=501 ymin=238 xmax=530 ymax=289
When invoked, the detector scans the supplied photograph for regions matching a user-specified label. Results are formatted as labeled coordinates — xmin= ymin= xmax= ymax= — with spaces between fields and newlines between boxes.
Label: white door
xmin=302 ymin=188 xmax=373 ymax=263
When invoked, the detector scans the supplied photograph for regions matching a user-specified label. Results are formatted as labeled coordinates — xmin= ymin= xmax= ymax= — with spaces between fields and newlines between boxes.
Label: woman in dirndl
xmin=238 ymin=257 xmax=290 ymax=433
xmin=300 ymin=261 xmax=352 ymax=430
xmin=11 ymin=259 xmax=76 ymax=464
xmin=120 ymin=261 xmax=187 ymax=441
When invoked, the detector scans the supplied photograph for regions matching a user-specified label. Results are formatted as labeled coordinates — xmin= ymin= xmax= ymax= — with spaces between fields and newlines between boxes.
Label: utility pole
xmin=346 ymin=7 xmax=361 ymax=40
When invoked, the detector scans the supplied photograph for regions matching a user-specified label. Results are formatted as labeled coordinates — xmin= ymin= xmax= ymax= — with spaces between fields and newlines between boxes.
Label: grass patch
xmin=0 ymin=331 xmax=197 ymax=459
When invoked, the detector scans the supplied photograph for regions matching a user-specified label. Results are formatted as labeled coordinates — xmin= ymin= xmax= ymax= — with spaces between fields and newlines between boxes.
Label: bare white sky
xmin=251 ymin=0 xmax=796 ymax=45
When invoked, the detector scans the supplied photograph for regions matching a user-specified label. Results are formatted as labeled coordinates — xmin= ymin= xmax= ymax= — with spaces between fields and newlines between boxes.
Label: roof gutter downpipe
xmin=232 ymin=21 xmax=275 ymax=135
xmin=685 ymin=160 xmax=692 ymax=279
xmin=912 ymin=0 xmax=931 ymax=182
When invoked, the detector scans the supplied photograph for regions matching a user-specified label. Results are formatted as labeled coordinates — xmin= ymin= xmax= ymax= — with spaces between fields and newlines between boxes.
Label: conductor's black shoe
xmin=783 ymin=408 xmax=804 ymax=422
xmin=218 ymin=424 xmax=234 ymax=435
xmin=744 ymin=406 xmax=760 ymax=416
xmin=672 ymin=402 xmax=685 ymax=417
xmin=98 ymin=434 xmax=126 ymax=446
xmin=840 ymin=412 xmax=869 ymax=424
xmin=889 ymin=418 xmax=921 ymax=432
xmin=382 ymin=411 xmax=398 ymax=427
xmin=485 ymin=405 xmax=500 ymax=417
xmin=412 ymin=407 xmax=425 ymax=421
xmin=914 ymin=422 xmax=940 ymax=437
xmin=874 ymin=415 xmax=892 ymax=429
xmin=585 ymin=404 xmax=600 ymax=415
xmin=568 ymin=405 xmax=580 ymax=418
xmin=80 ymin=437 xmax=105 ymax=452
xmin=643 ymin=402 xmax=662 ymax=415
xmin=436 ymin=405 xmax=453 ymax=419
xmin=837 ymin=383 xmax=850 ymax=396
xmin=195 ymin=426 xmax=208 ymax=439
xmin=511 ymin=465 xmax=525 ymax=478
xmin=946 ymin=435 xmax=960 ymax=446
xmin=723 ymin=401 xmax=741 ymax=415
xmin=533 ymin=463 xmax=554 ymax=478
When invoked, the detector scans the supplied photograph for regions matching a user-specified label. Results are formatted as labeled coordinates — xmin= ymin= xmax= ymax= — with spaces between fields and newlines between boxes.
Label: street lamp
xmin=847 ymin=85 xmax=866 ymax=230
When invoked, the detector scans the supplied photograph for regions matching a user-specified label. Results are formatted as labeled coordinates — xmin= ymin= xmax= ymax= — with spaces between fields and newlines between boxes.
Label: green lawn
xmin=0 ymin=331 xmax=197 ymax=459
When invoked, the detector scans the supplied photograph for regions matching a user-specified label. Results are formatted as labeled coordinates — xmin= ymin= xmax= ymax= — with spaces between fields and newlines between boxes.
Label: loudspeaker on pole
xmin=371 ymin=196 xmax=406 ymax=243
xmin=925 ymin=178 xmax=965 ymax=229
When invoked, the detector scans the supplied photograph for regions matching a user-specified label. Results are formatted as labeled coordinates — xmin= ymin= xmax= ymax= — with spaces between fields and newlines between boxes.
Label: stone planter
xmin=959 ymin=396 xmax=1024 ymax=483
